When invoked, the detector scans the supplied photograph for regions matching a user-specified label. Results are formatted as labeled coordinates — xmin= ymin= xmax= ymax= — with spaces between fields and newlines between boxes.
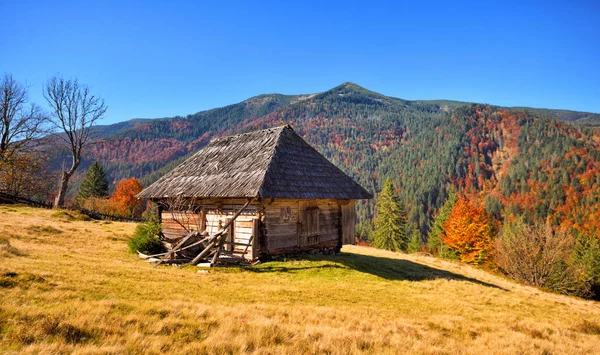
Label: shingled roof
xmin=137 ymin=125 xmax=372 ymax=200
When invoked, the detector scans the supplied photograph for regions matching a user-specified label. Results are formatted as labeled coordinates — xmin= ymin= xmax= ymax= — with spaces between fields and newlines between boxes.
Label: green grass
xmin=0 ymin=205 xmax=599 ymax=354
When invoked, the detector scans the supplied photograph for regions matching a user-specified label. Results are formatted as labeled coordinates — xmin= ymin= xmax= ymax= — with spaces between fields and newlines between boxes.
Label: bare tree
xmin=495 ymin=218 xmax=573 ymax=287
xmin=44 ymin=76 xmax=107 ymax=207
xmin=0 ymin=151 xmax=55 ymax=199
xmin=0 ymin=73 xmax=47 ymax=161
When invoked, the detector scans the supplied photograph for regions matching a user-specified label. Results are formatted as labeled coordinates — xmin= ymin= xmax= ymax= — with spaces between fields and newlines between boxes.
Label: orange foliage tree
xmin=110 ymin=178 xmax=144 ymax=217
xmin=442 ymin=197 xmax=493 ymax=265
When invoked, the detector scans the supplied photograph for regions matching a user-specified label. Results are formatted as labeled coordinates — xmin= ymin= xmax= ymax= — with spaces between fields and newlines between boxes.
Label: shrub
xmin=77 ymin=197 xmax=118 ymax=216
xmin=570 ymin=232 xmax=600 ymax=298
xmin=495 ymin=218 xmax=593 ymax=297
xmin=128 ymin=222 xmax=165 ymax=255
xmin=141 ymin=201 xmax=160 ymax=223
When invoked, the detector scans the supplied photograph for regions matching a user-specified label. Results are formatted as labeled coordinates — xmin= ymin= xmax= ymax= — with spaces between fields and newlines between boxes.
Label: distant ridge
xmin=47 ymin=82 xmax=600 ymax=237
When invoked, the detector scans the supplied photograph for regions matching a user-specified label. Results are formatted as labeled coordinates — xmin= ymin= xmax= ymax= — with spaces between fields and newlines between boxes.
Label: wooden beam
xmin=189 ymin=240 xmax=218 ymax=265
xmin=188 ymin=197 xmax=256 ymax=265
xmin=251 ymin=218 xmax=260 ymax=259
xmin=211 ymin=218 xmax=231 ymax=265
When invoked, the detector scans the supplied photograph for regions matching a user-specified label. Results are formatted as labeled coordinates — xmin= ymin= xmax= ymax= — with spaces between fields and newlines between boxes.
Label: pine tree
xmin=372 ymin=177 xmax=408 ymax=252
xmin=407 ymin=226 xmax=422 ymax=253
xmin=571 ymin=232 xmax=600 ymax=294
xmin=77 ymin=162 xmax=109 ymax=199
xmin=428 ymin=187 xmax=457 ymax=256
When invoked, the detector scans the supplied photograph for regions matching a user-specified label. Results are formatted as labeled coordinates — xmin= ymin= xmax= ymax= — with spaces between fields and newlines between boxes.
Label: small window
xmin=280 ymin=207 xmax=291 ymax=221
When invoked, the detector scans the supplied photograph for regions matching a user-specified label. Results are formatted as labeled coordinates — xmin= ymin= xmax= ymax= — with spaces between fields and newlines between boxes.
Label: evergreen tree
xmin=78 ymin=162 xmax=109 ymax=199
xmin=356 ymin=220 xmax=374 ymax=242
xmin=407 ymin=226 xmax=422 ymax=253
xmin=372 ymin=177 xmax=408 ymax=252
xmin=427 ymin=187 xmax=457 ymax=256
xmin=571 ymin=232 xmax=600 ymax=296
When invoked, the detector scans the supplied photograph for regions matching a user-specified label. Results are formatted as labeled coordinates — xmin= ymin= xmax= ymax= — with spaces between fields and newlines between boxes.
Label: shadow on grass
xmin=250 ymin=252 xmax=508 ymax=291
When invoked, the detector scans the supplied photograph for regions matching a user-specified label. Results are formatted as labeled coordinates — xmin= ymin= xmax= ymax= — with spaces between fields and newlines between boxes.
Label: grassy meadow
xmin=0 ymin=205 xmax=599 ymax=354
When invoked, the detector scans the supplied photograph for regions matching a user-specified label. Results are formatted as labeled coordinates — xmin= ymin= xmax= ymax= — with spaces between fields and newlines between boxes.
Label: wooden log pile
xmin=139 ymin=198 xmax=256 ymax=267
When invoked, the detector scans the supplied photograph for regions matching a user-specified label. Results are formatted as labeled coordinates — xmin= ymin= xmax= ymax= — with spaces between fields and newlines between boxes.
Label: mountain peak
xmin=340 ymin=81 xmax=362 ymax=88
xmin=325 ymin=82 xmax=382 ymax=98
xmin=336 ymin=82 xmax=368 ymax=91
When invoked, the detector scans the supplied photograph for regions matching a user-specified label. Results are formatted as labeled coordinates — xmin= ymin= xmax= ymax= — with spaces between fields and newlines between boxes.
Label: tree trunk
xmin=54 ymin=171 xmax=72 ymax=207
xmin=54 ymin=168 xmax=79 ymax=208
xmin=54 ymin=152 xmax=80 ymax=208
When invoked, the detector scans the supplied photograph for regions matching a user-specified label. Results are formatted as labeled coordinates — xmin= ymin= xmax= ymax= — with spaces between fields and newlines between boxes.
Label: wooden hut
xmin=137 ymin=125 xmax=371 ymax=261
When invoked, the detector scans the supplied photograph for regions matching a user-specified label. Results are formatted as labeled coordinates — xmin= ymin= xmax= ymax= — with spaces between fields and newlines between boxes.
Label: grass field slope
xmin=1 ymin=205 xmax=599 ymax=354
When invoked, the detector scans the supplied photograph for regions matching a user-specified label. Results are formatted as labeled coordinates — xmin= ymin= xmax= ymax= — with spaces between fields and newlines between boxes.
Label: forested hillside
xmin=50 ymin=83 xmax=600 ymax=237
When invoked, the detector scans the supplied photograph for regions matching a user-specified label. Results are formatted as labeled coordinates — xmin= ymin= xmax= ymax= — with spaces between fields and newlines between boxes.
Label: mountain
xmin=49 ymin=82 xmax=600 ymax=236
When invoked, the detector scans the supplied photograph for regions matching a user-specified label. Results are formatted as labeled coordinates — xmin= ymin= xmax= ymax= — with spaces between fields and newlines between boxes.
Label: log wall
xmin=160 ymin=198 xmax=261 ymax=259
xmin=159 ymin=197 xmax=358 ymax=259
xmin=262 ymin=198 xmax=346 ymax=256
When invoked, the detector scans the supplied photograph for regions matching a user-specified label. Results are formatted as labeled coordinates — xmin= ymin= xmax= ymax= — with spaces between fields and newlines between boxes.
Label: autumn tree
xmin=110 ymin=178 xmax=144 ymax=217
xmin=0 ymin=73 xmax=47 ymax=161
xmin=0 ymin=151 xmax=54 ymax=199
xmin=372 ymin=177 xmax=408 ymax=252
xmin=442 ymin=197 xmax=493 ymax=264
xmin=44 ymin=76 xmax=107 ymax=207
xmin=427 ymin=187 xmax=457 ymax=255
xmin=495 ymin=218 xmax=593 ymax=297
xmin=77 ymin=162 xmax=109 ymax=199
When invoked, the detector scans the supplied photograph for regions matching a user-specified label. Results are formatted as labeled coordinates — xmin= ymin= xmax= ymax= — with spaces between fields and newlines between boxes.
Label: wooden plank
xmin=222 ymin=241 xmax=252 ymax=247
xmin=252 ymin=218 xmax=259 ymax=259
xmin=235 ymin=221 xmax=254 ymax=229
xmin=234 ymin=229 xmax=253 ymax=236
xmin=263 ymin=227 xmax=296 ymax=237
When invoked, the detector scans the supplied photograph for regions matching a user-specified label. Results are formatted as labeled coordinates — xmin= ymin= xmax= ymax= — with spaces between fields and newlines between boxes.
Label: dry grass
xmin=0 ymin=205 xmax=599 ymax=354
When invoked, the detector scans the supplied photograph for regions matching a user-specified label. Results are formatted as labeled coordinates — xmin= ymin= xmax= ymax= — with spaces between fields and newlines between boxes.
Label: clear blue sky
xmin=2 ymin=0 xmax=599 ymax=124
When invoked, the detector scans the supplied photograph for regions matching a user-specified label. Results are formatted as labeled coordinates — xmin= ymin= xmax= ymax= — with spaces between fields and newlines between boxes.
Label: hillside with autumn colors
xmin=47 ymin=82 xmax=600 ymax=236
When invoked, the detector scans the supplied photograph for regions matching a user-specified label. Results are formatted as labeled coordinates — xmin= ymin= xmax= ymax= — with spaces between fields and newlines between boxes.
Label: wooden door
xmin=298 ymin=200 xmax=320 ymax=247
xmin=341 ymin=200 xmax=356 ymax=245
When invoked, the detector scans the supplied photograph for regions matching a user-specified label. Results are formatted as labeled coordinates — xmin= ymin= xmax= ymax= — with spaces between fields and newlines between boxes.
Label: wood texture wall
xmin=262 ymin=198 xmax=347 ymax=256
xmin=160 ymin=198 xmax=260 ymax=259
xmin=160 ymin=197 xmax=358 ymax=259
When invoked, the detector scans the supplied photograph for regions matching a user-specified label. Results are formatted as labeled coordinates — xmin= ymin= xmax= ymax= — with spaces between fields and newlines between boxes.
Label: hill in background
xmin=48 ymin=82 xmax=600 ymax=235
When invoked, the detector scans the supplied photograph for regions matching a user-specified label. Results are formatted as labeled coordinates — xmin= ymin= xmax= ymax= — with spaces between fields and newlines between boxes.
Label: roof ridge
xmin=256 ymin=126 xmax=288 ymax=198
xmin=211 ymin=124 xmax=292 ymax=143
xmin=137 ymin=124 xmax=372 ymax=200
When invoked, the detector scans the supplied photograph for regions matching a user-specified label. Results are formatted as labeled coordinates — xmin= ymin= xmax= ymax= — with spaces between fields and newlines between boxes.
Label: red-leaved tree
xmin=110 ymin=178 xmax=144 ymax=217
xmin=442 ymin=197 xmax=493 ymax=265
